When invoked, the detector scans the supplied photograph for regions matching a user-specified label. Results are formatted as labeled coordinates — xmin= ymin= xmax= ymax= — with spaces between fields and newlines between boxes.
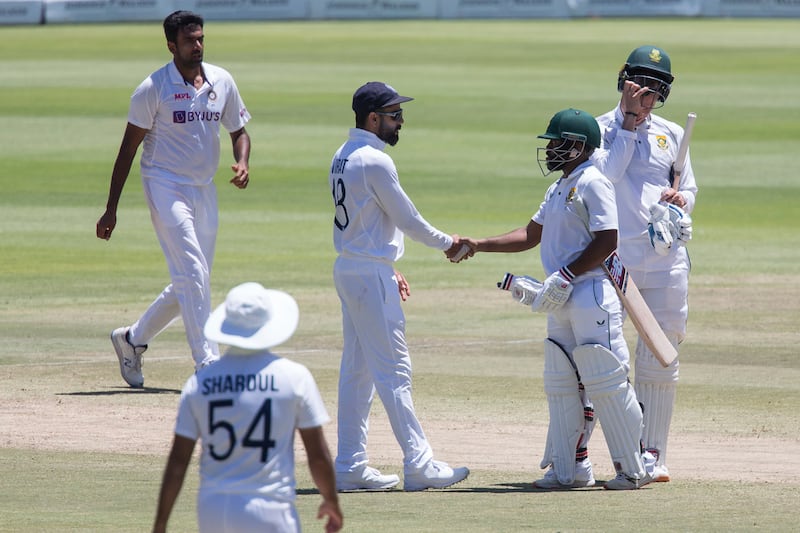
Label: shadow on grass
xmin=297 ymin=482 xmax=607 ymax=496
xmin=57 ymin=386 xmax=181 ymax=395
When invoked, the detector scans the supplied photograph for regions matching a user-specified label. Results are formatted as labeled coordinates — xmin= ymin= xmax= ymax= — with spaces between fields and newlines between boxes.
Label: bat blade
xmin=602 ymin=252 xmax=677 ymax=367
xmin=671 ymin=112 xmax=697 ymax=190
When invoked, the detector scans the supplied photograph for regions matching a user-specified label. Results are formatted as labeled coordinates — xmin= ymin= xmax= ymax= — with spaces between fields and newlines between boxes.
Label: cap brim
xmin=204 ymin=290 xmax=299 ymax=351
xmin=381 ymin=95 xmax=414 ymax=108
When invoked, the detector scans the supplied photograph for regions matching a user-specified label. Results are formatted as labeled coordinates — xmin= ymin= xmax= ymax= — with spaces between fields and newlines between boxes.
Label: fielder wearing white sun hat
xmin=204 ymin=282 xmax=299 ymax=351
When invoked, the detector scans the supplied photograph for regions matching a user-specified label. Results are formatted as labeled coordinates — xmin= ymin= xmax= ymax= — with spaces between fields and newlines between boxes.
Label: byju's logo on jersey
xmin=173 ymin=110 xmax=221 ymax=124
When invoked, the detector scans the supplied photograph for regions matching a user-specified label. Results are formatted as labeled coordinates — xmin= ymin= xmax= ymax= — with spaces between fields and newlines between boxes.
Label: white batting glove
xmin=648 ymin=203 xmax=675 ymax=256
xmin=531 ymin=269 xmax=574 ymax=313
xmin=510 ymin=276 xmax=542 ymax=306
xmin=667 ymin=203 xmax=692 ymax=244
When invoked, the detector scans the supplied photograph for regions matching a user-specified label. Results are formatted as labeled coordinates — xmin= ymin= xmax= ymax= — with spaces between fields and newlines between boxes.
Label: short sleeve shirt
xmin=532 ymin=161 xmax=618 ymax=278
xmin=128 ymin=61 xmax=250 ymax=185
xmin=174 ymin=353 xmax=329 ymax=502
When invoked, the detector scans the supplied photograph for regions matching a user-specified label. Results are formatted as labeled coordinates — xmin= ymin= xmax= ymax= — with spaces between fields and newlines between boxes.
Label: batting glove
xmin=531 ymin=269 xmax=574 ymax=313
xmin=510 ymin=276 xmax=543 ymax=306
xmin=648 ymin=203 xmax=675 ymax=256
xmin=667 ymin=203 xmax=692 ymax=244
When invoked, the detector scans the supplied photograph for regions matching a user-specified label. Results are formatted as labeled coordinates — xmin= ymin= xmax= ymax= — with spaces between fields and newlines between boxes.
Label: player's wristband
xmin=624 ymin=111 xmax=638 ymax=117
xmin=559 ymin=266 xmax=576 ymax=282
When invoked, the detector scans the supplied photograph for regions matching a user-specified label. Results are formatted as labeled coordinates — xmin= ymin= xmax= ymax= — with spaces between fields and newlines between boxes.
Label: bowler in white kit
xmin=96 ymin=10 xmax=251 ymax=386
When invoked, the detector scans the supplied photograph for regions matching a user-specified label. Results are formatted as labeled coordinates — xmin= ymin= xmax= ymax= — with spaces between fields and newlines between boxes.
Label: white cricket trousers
xmin=546 ymin=277 xmax=630 ymax=368
xmin=197 ymin=492 xmax=300 ymax=533
xmin=333 ymin=256 xmax=434 ymax=473
xmin=129 ymin=178 xmax=219 ymax=366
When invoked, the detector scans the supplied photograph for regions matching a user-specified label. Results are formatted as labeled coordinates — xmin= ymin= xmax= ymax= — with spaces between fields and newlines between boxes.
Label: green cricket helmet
xmin=538 ymin=108 xmax=601 ymax=149
xmin=537 ymin=108 xmax=600 ymax=175
xmin=617 ymin=45 xmax=674 ymax=106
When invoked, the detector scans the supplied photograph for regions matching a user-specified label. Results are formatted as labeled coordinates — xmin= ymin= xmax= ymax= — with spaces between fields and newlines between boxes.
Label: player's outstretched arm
xmin=476 ymin=220 xmax=542 ymax=255
xmin=299 ymin=426 xmax=343 ymax=533
xmin=152 ymin=435 xmax=195 ymax=533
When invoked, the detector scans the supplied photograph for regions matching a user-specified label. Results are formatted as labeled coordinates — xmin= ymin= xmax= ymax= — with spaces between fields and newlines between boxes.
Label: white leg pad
xmin=635 ymin=339 xmax=678 ymax=466
xmin=540 ymin=339 xmax=585 ymax=485
xmin=573 ymin=344 xmax=645 ymax=480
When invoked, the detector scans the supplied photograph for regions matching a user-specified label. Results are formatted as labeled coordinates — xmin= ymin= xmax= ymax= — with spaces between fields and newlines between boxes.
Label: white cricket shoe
xmin=604 ymin=470 xmax=653 ymax=490
xmin=403 ymin=460 xmax=469 ymax=492
xmin=533 ymin=459 xmax=596 ymax=489
xmin=336 ymin=466 xmax=400 ymax=492
xmin=652 ymin=464 xmax=671 ymax=482
xmin=111 ymin=327 xmax=146 ymax=388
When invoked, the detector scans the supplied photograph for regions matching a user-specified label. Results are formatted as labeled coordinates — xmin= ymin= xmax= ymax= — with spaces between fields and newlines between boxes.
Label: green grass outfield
xmin=1 ymin=18 xmax=799 ymax=532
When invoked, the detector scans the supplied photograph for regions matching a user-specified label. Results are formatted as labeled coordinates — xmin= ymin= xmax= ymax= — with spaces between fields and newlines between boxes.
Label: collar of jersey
xmin=350 ymin=127 xmax=386 ymax=150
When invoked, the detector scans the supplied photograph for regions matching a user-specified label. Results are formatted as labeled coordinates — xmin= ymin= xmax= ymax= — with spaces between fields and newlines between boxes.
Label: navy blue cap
xmin=352 ymin=81 xmax=413 ymax=116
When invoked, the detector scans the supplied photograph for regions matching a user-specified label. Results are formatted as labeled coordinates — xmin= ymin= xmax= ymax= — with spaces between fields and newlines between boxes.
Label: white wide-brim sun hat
xmin=204 ymin=282 xmax=299 ymax=351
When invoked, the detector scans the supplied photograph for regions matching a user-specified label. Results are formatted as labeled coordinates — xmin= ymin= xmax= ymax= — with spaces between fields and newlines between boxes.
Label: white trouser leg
xmin=335 ymin=301 xmax=375 ymax=473
xmin=334 ymin=258 xmax=433 ymax=472
xmin=132 ymin=179 xmax=219 ymax=366
xmin=573 ymin=344 xmax=645 ymax=480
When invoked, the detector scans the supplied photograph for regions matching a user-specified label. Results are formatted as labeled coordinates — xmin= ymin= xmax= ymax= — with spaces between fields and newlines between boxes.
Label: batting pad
xmin=573 ymin=344 xmax=645 ymax=479
xmin=635 ymin=340 xmax=678 ymax=465
xmin=541 ymin=339 xmax=585 ymax=484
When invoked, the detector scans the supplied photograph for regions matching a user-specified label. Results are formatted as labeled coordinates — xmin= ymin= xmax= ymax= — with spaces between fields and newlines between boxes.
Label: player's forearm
xmin=231 ymin=128 xmax=250 ymax=167
xmin=476 ymin=226 xmax=537 ymax=253
xmin=105 ymin=156 xmax=135 ymax=211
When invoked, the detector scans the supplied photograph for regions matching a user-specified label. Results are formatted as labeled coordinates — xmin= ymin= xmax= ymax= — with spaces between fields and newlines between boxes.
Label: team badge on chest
xmin=656 ymin=135 xmax=669 ymax=150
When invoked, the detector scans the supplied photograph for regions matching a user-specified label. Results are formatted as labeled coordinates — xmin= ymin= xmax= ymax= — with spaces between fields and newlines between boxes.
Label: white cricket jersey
xmin=532 ymin=160 xmax=618 ymax=278
xmin=128 ymin=61 xmax=251 ymax=186
xmin=174 ymin=352 xmax=329 ymax=502
xmin=593 ymin=106 xmax=697 ymax=273
xmin=329 ymin=128 xmax=453 ymax=262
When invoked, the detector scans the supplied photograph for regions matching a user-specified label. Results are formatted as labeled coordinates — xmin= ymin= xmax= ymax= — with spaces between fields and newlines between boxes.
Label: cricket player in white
xmin=459 ymin=109 xmax=653 ymax=490
xmin=97 ymin=11 xmax=251 ymax=387
xmin=329 ymin=82 xmax=470 ymax=491
xmin=152 ymin=282 xmax=343 ymax=533
xmin=592 ymin=45 xmax=697 ymax=482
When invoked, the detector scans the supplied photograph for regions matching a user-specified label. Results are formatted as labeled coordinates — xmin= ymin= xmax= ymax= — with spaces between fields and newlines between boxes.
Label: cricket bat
xmin=602 ymin=251 xmax=677 ymax=367
xmin=671 ymin=112 xmax=697 ymax=190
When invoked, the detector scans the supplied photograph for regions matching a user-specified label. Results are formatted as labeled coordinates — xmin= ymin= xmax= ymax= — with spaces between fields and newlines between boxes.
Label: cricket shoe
xmin=533 ymin=459 xmax=595 ymax=489
xmin=403 ymin=460 xmax=469 ymax=491
xmin=652 ymin=464 xmax=671 ymax=482
xmin=604 ymin=470 xmax=653 ymax=490
xmin=111 ymin=327 xmax=146 ymax=388
xmin=336 ymin=466 xmax=400 ymax=492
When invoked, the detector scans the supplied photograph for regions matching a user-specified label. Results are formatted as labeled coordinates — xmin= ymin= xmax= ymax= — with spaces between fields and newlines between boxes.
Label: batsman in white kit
xmin=96 ymin=11 xmax=251 ymax=387
xmin=328 ymin=82 xmax=469 ymax=491
xmin=592 ymin=45 xmax=697 ymax=482
xmin=152 ymin=282 xmax=343 ymax=533
xmin=458 ymin=109 xmax=654 ymax=490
